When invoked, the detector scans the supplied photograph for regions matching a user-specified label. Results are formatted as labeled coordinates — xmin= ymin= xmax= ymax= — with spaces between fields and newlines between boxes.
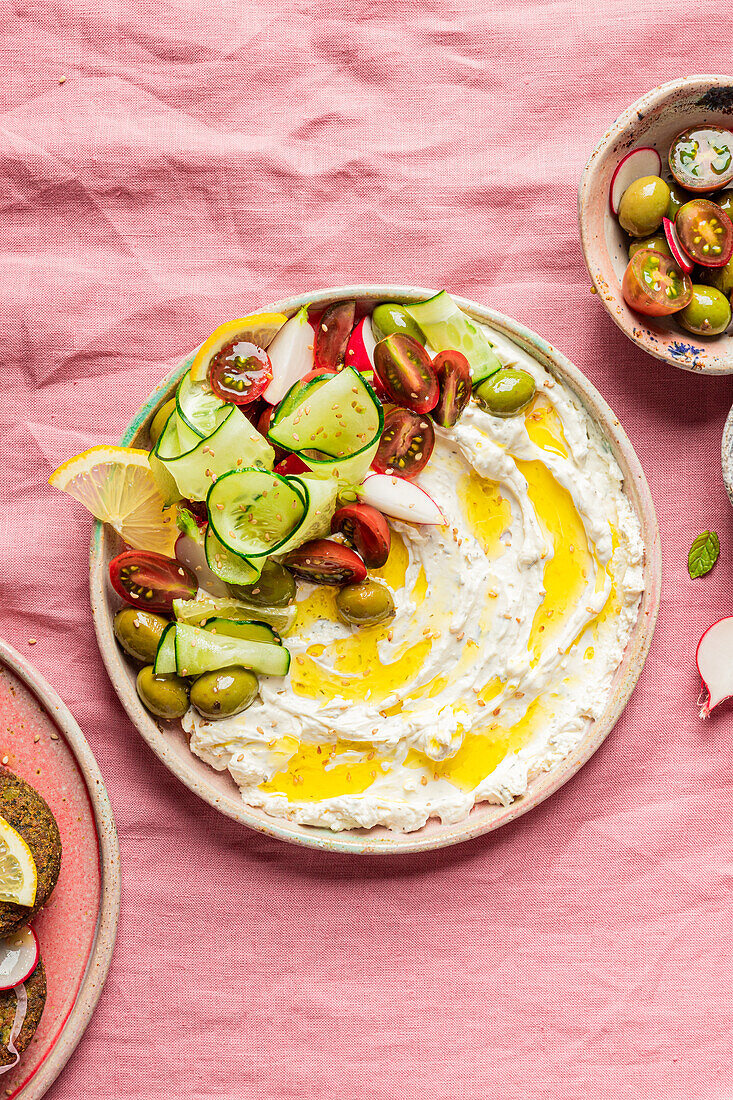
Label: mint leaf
xmin=688 ymin=530 xmax=720 ymax=578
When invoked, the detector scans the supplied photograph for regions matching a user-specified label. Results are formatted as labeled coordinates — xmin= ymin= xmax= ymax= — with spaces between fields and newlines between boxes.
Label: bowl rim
xmin=721 ymin=402 xmax=733 ymax=508
xmin=578 ymin=74 xmax=733 ymax=376
xmin=89 ymin=284 xmax=662 ymax=855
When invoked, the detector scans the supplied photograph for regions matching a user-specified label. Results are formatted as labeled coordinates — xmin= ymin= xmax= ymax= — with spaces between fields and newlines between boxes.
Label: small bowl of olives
xmin=579 ymin=75 xmax=733 ymax=374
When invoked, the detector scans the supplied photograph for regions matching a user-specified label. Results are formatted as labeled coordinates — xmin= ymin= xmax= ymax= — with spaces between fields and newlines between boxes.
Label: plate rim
xmin=89 ymin=284 xmax=662 ymax=855
xmin=0 ymin=637 xmax=121 ymax=1099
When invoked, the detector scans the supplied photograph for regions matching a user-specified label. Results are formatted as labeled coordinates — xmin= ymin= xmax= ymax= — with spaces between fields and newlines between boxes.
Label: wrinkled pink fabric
xmin=1 ymin=2 xmax=733 ymax=1098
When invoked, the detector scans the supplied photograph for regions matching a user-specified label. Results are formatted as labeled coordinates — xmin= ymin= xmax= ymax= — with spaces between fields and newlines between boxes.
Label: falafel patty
xmin=0 ymin=958 xmax=46 ymax=1067
xmin=0 ymin=773 xmax=61 ymax=937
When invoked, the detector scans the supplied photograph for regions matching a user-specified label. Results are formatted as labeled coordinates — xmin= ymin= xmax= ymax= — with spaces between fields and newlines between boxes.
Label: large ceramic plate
xmin=0 ymin=638 xmax=120 ymax=1099
xmin=89 ymin=285 xmax=661 ymax=855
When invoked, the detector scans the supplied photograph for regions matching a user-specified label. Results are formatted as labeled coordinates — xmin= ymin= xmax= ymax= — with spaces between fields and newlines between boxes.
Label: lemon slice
xmin=0 ymin=817 xmax=37 ymax=907
xmin=49 ymin=445 xmax=178 ymax=556
xmin=189 ymin=313 xmax=288 ymax=383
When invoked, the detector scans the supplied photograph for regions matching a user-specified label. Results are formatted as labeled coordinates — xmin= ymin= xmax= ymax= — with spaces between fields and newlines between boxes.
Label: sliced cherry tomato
xmin=209 ymin=341 xmax=272 ymax=404
xmin=331 ymin=503 xmax=391 ymax=568
xmin=669 ymin=126 xmax=733 ymax=193
xmin=300 ymin=368 xmax=338 ymax=383
xmin=109 ymin=550 xmax=197 ymax=612
xmin=373 ymin=335 xmax=439 ymax=413
xmin=181 ymin=498 xmax=209 ymax=525
xmin=374 ymin=407 xmax=435 ymax=479
xmin=274 ymin=453 xmax=309 ymax=475
xmin=621 ymin=248 xmax=693 ymax=316
xmin=675 ymin=199 xmax=733 ymax=267
xmin=314 ymin=301 xmax=356 ymax=371
xmin=432 ymin=350 xmax=471 ymax=427
xmin=282 ymin=539 xmax=367 ymax=586
xmin=257 ymin=404 xmax=274 ymax=436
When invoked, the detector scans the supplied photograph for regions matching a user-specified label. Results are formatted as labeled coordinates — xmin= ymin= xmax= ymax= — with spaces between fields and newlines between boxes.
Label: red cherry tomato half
xmin=282 ymin=539 xmax=367 ymax=586
xmin=373 ymin=406 xmax=435 ymax=479
xmin=432 ymin=349 xmax=471 ymax=427
xmin=209 ymin=340 xmax=273 ymax=405
xmin=675 ymin=199 xmax=733 ymax=267
xmin=256 ymin=404 xmax=274 ymax=436
xmin=669 ymin=126 xmax=733 ymax=193
xmin=314 ymin=301 xmax=356 ymax=371
xmin=274 ymin=453 xmax=309 ymax=475
xmin=373 ymin=334 xmax=439 ymax=413
xmin=300 ymin=368 xmax=338 ymax=383
xmin=109 ymin=550 xmax=197 ymax=612
xmin=331 ymin=503 xmax=391 ymax=568
xmin=621 ymin=248 xmax=693 ymax=317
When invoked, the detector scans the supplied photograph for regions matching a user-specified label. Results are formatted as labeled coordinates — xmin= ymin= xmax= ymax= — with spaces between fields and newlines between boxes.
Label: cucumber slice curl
xmin=406 ymin=291 xmax=502 ymax=389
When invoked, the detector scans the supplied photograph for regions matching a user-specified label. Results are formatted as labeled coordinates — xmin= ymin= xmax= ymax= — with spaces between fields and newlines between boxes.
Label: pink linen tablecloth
xmin=1 ymin=3 xmax=732 ymax=1097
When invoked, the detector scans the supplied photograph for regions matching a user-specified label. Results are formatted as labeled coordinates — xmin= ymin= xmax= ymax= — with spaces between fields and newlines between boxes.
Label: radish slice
xmin=610 ymin=147 xmax=662 ymax=214
xmin=0 ymin=926 xmax=39 ymax=991
xmin=359 ymin=473 xmax=446 ymax=525
xmin=262 ymin=306 xmax=314 ymax=405
xmin=345 ymin=316 xmax=376 ymax=373
xmin=696 ymin=616 xmax=733 ymax=717
xmin=175 ymin=533 xmax=229 ymax=598
xmin=663 ymin=216 xmax=694 ymax=274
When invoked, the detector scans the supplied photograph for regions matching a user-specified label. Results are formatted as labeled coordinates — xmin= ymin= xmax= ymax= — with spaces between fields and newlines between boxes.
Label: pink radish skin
xmin=696 ymin=616 xmax=733 ymax=717
xmin=359 ymin=473 xmax=446 ymax=525
xmin=345 ymin=316 xmax=377 ymax=374
xmin=0 ymin=927 xmax=38 ymax=991
xmin=175 ymin=533 xmax=230 ymax=598
xmin=610 ymin=147 xmax=662 ymax=214
xmin=262 ymin=306 xmax=314 ymax=405
xmin=663 ymin=217 xmax=694 ymax=274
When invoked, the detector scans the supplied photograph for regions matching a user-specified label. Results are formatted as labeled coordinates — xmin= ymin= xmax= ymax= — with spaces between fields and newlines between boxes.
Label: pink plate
xmin=0 ymin=638 xmax=120 ymax=1099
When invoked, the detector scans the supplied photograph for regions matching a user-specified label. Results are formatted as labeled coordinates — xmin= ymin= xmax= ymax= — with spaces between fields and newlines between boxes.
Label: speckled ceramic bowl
xmin=579 ymin=75 xmax=733 ymax=375
xmin=89 ymin=286 xmax=661 ymax=855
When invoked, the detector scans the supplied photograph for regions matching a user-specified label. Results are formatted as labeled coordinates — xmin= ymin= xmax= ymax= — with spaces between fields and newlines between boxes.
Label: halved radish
xmin=359 ymin=473 xmax=446 ymax=525
xmin=662 ymin=216 xmax=694 ymax=274
xmin=345 ymin=316 xmax=377 ymax=374
xmin=697 ymin=616 xmax=733 ymax=717
xmin=610 ymin=147 xmax=662 ymax=214
xmin=0 ymin=926 xmax=39 ymax=991
xmin=262 ymin=306 xmax=314 ymax=405
xmin=175 ymin=532 xmax=229 ymax=598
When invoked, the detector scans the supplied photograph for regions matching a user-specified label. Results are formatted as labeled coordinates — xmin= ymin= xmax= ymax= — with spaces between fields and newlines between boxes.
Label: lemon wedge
xmin=0 ymin=817 xmax=37 ymax=907
xmin=49 ymin=445 xmax=178 ymax=557
xmin=189 ymin=313 xmax=288 ymax=382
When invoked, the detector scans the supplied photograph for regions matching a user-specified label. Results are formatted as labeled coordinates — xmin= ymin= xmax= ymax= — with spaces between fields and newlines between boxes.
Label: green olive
xmin=371 ymin=303 xmax=426 ymax=345
xmin=149 ymin=399 xmax=177 ymax=447
xmin=475 ymin=368 xmax=536 ymax=417
xmin=697 ymin=258 xmax=733 ymax=297
xmin=114 ymin=608 xmax=169 ymax=663
xmin=229 ymin=559 xmax=296 ymax=607
xmin=715 ymin=190 xmax=733 ymax=217
xmin=136 ymin=666 xmax=189 ymax=719
xmin=618 ymin=176 xmax=671 ymax=237
xmin=336 ymin=580 xmax=395 ymax=627
xmin=189 ymin=666 xmax=259 ymax=719
xmin=678 ymin=285 xmax=732 ymax=336
xmin=666 ymin=183 xmax=693 ymax=220
xmin=628 ymin=233 xmax=671 ymax=260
